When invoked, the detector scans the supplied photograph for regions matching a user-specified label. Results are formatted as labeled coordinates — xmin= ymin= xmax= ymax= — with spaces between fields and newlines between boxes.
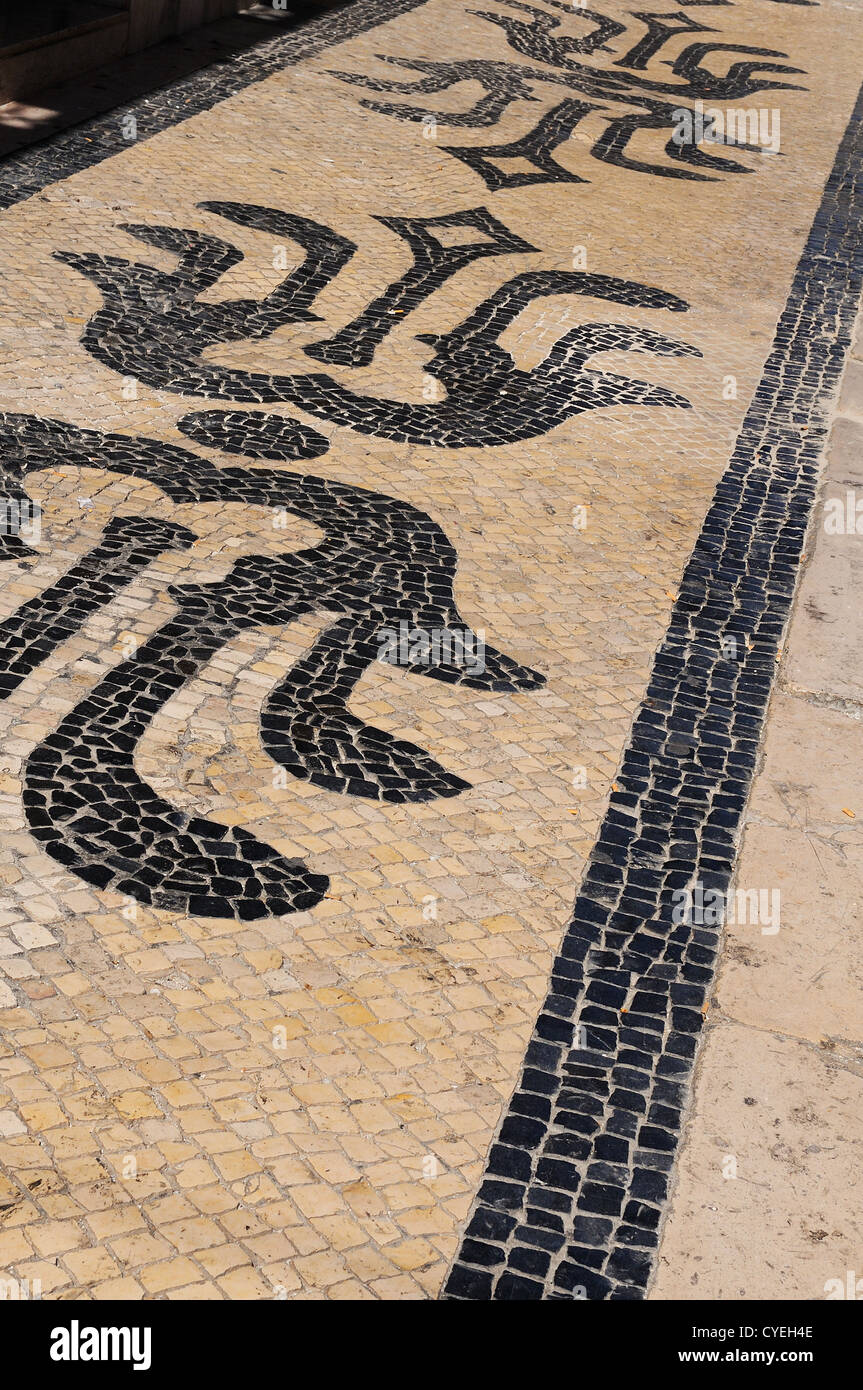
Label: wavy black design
xmin=0 ymin=411 xmax=542 ymax=917
xmin=0 ymin=515 xmax=195 ymax=691
xmin=331 ymin=0 xmax=805 ymax=184
xmin=25 ymin=608 xmax=331 ymax=920
xmin=178 ymin=409 xmax=331 ymax=461
xmin=56 ymin=201 xmax=700 ymax=447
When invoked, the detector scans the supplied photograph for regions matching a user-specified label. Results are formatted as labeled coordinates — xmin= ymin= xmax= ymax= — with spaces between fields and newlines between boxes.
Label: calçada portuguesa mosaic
xmin=0 ymin=0 xmax=861 ymax=1301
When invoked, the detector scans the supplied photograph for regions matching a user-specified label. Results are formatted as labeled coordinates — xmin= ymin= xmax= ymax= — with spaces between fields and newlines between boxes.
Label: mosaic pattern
xmin=331 ymin=0 xmax=806 ymax=185
xmin=0 ymin=0 xmax=431 ymax=212
xmin=0 ymin=0 xmax=861 ymax=1303
xmin=56 ymin=199 xmax=699 ymax=447
xmin=0 ymin=411 xmax=547 ymax=915
xmin=446 ymin=78 xmax=863 ymax=1301
xmin=0 ymin=516 xmax=196 ymax=686
xmin=0 ymin=189 xmax=702 ymax=920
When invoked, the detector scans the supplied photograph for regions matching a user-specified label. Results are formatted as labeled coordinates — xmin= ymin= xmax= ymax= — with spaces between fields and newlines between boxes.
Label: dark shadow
xmin=0 ymin=2 xmax=350 ymax=158
xmin=0 ymin=4 xmax=128 ymax=52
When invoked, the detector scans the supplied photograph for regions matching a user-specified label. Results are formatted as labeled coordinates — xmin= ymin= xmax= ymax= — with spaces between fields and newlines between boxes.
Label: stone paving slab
xmin=0 ymin=0 xmax=860 ymax=1301
xmin=653 ymin=314 xmax=863 ymax=1301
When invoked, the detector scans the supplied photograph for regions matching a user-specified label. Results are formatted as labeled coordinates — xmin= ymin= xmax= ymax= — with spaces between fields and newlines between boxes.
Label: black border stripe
xmin=445 ymin=80 xmax=863 ymax=1301
xmin=0 ymin=0 xmax=427 ymax=210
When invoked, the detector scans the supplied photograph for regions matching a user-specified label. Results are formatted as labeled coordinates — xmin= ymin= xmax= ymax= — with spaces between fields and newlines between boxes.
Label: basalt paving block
xmin=0 ymin=0 xmax=860 ymax=1301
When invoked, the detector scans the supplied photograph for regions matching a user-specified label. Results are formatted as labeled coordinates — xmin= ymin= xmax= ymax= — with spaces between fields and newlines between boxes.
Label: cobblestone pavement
xmin=653 ymin=313 xmax=863 ymax=1302
xmin=0 ymin=0 xmax=861 ymax=1301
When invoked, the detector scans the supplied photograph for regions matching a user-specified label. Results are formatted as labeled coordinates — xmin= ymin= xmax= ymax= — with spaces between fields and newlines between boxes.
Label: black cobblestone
xmin=444 ymin=75 xmax=863 ymax=1301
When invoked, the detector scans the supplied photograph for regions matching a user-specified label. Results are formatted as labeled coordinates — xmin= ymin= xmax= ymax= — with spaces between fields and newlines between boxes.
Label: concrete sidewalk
xmin=654 ymin=313 xmax=863 ymax=1301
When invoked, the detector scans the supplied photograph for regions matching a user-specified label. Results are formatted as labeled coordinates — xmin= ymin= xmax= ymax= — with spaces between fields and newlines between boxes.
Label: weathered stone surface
xmin=0 ymin=0 xmax=861 ymax=1303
